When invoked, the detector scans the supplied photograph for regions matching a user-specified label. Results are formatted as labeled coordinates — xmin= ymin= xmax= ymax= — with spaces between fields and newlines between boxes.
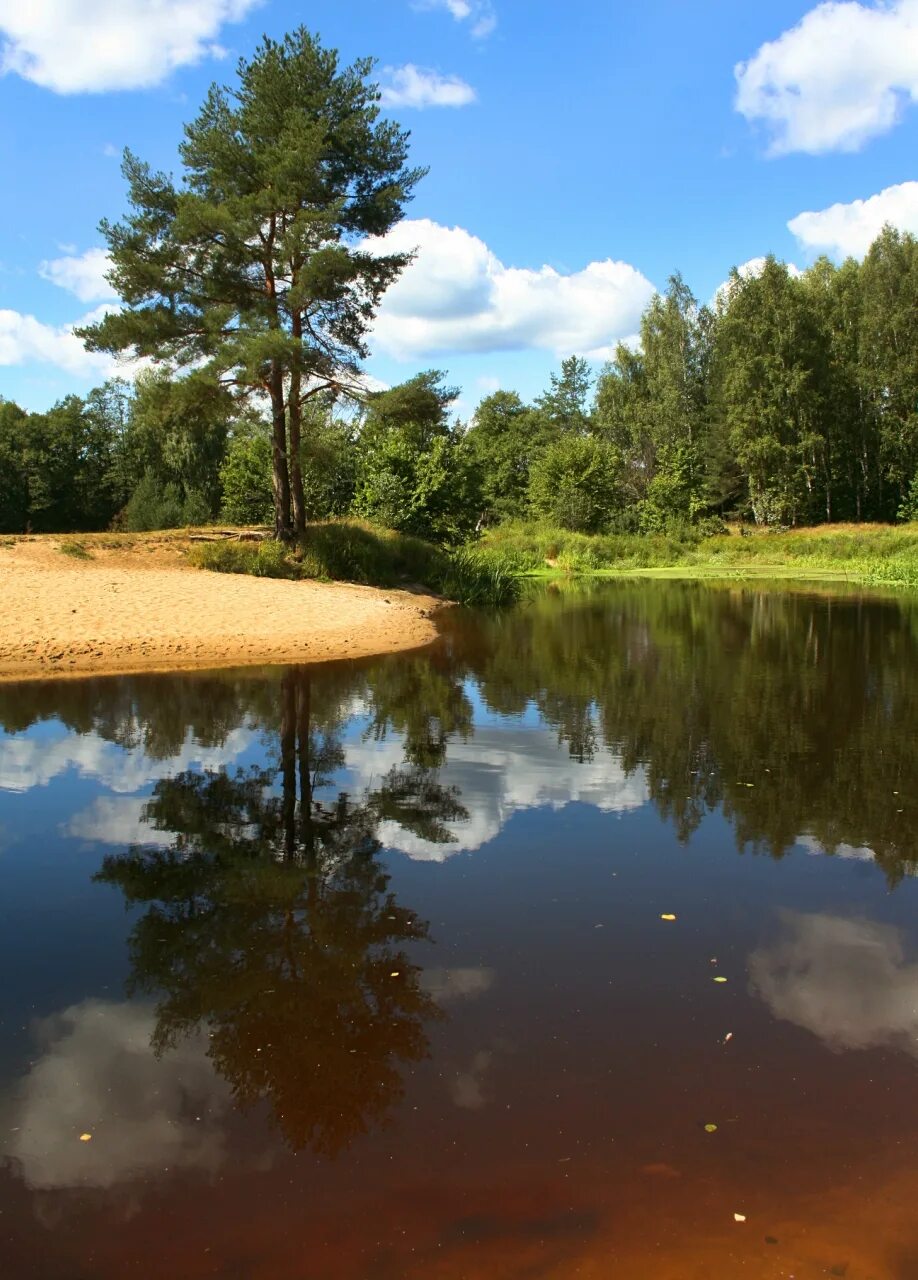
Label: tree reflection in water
xmin=94 ymin=669 xmax=466 ymax=1156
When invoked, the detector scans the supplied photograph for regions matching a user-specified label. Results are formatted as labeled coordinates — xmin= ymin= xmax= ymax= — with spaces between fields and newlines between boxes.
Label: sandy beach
xmin=0 ymin=538 xmax=445 ymax=680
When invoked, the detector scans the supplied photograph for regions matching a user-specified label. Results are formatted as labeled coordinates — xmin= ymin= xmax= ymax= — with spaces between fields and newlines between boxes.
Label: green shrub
xmin=528 ymin=436 xmax=624 ymax=533
xmin=122 ymin=472 xmax=213 ymax=532
xmin=59 ymin=541 xmax=92 ymax=560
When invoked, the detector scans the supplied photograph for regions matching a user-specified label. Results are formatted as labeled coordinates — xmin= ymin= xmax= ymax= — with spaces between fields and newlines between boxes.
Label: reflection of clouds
xmin=451 ymin=1049 xmax=494 ymax=1110
xmin=64 ymin=796 xmax=169 ymax=848
xmin=797 ymin=835 xmax=878 ymax=864
xmin=421 ymin=967 xmax=494 ymax=1004
xmin=4 ymin=1000 xmax=231 ymax=1190
xmin=750 ymin=912 xmax=918 ymax=1056
xmin=0 ymin=727 xmax=254 ymax=795
xmin=345 ymin=726 xmax=647 ymax=861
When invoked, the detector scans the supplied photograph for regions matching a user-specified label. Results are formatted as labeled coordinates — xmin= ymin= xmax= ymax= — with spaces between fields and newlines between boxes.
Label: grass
xmin=58 ymin=541 xmax=93 ymax=560
xmin=472 ymin=520 xmax=918 ymax=591
xmin=188 ymin=518 xmax=521 ymax=608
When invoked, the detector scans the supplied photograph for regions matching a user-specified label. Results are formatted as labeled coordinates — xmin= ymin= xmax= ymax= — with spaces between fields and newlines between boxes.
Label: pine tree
xmin=79 ymin=27 xmax=424 ymax=539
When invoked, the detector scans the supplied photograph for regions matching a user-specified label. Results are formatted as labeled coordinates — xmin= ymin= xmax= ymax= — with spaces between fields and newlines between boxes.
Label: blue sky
xmin=1 ymin=0 xmax=917 ymax=414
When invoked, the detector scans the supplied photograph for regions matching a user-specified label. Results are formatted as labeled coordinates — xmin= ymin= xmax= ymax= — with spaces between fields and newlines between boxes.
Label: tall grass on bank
xmin=473 ymin=520 xmax=918 ymax=587
xmin=188 ymin=519 xmax=521 ymax=607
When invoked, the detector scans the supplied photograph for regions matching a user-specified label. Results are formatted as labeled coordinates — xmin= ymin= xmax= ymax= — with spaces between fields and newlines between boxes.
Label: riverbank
xmin=476 ymin=521 xmax=918 ymax=589
xmin=0 ymin=536 xmax=445 ymax=681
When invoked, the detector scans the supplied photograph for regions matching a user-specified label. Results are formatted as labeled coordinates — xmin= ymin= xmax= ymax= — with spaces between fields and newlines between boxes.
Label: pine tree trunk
xmin=269 ymin=363 xmax=292 ymax=540
xmin=290 ymin=317 xmax=308 ymax=542
xmin=289 ymin=350 xmax=306 ymax=538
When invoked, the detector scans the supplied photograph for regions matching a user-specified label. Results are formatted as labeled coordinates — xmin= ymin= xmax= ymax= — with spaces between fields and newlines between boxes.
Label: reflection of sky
xmin=0 ymin=725 xmax=256 ymax=795
xmin=4 ymin=999 xmax=232 ymax=1190
xmin=751 ymin=911 xmax=918 ymax=1058
xmin=339 ymin=722 xmax=648 ymax=861
xmin=4 ymin=697 xmax=647 ymax=861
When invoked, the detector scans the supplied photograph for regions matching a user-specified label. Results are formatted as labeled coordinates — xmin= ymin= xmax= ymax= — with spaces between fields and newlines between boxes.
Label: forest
xmin=1 ymin=28 xmax=917 ymax=546
xmin=2 ymin=227 xmax=917 ymax=543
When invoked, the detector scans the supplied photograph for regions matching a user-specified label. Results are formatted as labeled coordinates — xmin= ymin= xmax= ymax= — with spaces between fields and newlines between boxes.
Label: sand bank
xmin=0 ymin=539 xmax=445 ymax=681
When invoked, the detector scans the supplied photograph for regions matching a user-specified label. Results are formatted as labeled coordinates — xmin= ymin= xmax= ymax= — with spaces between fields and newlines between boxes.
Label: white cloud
xmin=0 ymin=0 xmax=261 ymax=93
xmin=415 ymin=0 xmax=497 ymax=39
xmin=39 ymin=247 xmax=116 ymax=303
xmin=380 ymin=64 xmax=476 ymax=109
xmin=3 ymin=999 xmax=232 ymax=1190
xmin=735 ymin=0 xmax=918 ymax=154
xmin=788 ymin=180 xmax=918 ymax=258
xmin=366 ymin=218 xmax=655 ymax=361
xmin=0 ymin=308 xmax=113 ymax=377
xmin=750 ymin=911 xmax=918 ymax=1056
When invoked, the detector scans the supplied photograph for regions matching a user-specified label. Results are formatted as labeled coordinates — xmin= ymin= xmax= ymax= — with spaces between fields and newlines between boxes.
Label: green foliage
xmin=898 ymin=475 xmax=918 ymax=523
xmin=354 ymin=374 xmax=478 ymax=544
xmin=535 ymin=355 xmax=593 ymax=433
xmin=528 ymin=435 xmax=623 ymax=533
xmin=220 ymin=433 xmax=274 ymax=526
xmin=123 ymin=370 xmax=236 ymax=514
xmin=464 ymin=390 xmax=551 ymax=523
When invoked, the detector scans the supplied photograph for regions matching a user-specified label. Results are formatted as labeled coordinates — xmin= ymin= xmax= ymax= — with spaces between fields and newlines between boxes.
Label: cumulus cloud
xmin=0 ymin=0 xmax=261 ymax=94
xmin=0 ymin=308 xmax=114 ymax=377
xmin=750 ymin=911 xmax=918 ymax=1055
xmin=735 ymin=0 xmax=918 ymax=154
xmin=415 ymin=0 xmax=497 ymax=39
xmin=366 ymin=218 xmax=655 ymax=360
xmin=39 ymin=247 xmax=116 ymax=303
xmin=788 ymin=180 xmax=918 ymax=258
xmin=380 ymin=64 xmax=476 ymax=109
xmin=3 ymin=999 xmax=232 ymax=1190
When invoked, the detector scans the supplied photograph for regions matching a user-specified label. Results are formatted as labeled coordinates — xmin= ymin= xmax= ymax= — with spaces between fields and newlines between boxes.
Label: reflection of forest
xmin=1 ymin=580 xmax=916 ymax=885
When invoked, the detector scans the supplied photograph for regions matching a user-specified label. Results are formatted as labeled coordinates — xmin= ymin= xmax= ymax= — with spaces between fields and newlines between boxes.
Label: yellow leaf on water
xmin=389 ymin=972 xmax=400 ymax=978
xmin=734 ymin=1212 xmax=746 ymax=1223
xmin=704 ymin=1123 xmax=718 ymax=1133
xmin=79 ymin=1133 xmax=92 ymax=1142
xmin=660 ymin=913 xmax=677 ymax=921
xmin=713 ymin=976 xmax=728 ymax=984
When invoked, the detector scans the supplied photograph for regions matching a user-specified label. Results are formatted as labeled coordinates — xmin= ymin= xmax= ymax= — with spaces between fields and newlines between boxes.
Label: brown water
xmin=1 ymin=580 xmax=917 ymax=1279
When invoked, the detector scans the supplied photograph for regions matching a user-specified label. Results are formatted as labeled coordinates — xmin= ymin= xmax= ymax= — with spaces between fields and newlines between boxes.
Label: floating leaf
xmin=734 ymin=1212 xmax=746 ymax=1223
xmin=713 ymin=976 xmax=728 ymax=984
xmin=389 ymin=971 xmax=400 ymax=978
xmin=79 ymin=1133 xmax=92 ymax=1142
xmin=704 ymin=1123 xmax=718 ymax=1133
xmin=660 ymin=913 xmax=677 ymax=921
xmin=723 ymin=1032 xmax=734 ymax=1043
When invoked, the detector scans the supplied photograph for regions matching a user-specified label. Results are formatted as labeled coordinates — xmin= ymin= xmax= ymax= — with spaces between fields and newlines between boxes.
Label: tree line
xmin=1 ymin=24 xmax=916 ymax=540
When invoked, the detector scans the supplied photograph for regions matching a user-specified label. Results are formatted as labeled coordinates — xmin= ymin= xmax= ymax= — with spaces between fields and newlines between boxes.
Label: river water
xmin=1 ymin=580 xmax=917 ymax=1279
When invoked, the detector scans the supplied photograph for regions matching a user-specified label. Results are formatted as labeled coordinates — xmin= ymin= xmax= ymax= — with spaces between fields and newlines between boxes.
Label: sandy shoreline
xmin=0 ymin=539 xmax=445 ymax=681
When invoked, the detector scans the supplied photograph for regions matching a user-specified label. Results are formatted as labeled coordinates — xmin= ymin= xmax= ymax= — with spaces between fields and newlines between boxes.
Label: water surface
xmin=1 ymin=580 xmax=917 ymax=1279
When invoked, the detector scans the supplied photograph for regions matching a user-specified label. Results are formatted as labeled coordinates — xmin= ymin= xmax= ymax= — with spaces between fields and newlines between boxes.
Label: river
xmin=1 ymin=580 xmax=916 ymax=1278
